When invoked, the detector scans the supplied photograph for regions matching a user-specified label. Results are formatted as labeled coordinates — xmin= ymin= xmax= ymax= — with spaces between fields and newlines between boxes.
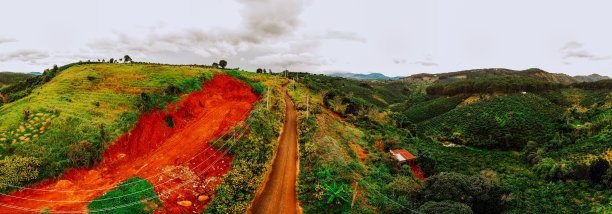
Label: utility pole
xmin=351 ymin=181 xmax=358 ymax=209
xmin=306 ymin=95 xmax=309 ymax=118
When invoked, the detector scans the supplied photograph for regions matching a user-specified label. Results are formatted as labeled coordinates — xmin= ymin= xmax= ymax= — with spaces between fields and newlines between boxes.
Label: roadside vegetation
xmin=206 ymin=71 xmax=289 ymax=213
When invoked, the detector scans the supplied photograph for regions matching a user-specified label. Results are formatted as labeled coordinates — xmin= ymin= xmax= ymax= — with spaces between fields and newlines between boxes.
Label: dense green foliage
xmin=88 ymin=177 xmax=161 ymax=213
xmin=416 ymin=172 xmax=504 ymax=213
xmin=417 ymin=94 xmax=563 ymax=149
xmin=395 ymin=96 xmax=465 ymax=126
xmin=301 ymin=73 xmax=408 ymax=108
xmin=295 ymin=72 xmax=612 ymax=214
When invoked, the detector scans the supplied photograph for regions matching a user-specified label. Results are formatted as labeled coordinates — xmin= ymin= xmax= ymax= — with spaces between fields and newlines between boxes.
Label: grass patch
xmin=88 ymin=177 xmax=161 ymax=213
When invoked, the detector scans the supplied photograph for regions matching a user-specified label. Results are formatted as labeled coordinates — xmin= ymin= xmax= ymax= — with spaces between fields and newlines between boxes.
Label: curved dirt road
xmin=249 ymin=83 xmax=301 ymax=214
xmin=0 ymin=93 xmax=6 ymax=105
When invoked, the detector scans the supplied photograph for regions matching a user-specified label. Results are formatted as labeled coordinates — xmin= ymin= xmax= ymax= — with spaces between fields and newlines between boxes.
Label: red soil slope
xmin=409 ymin=164 xmax=425 ymax=181
xmin=0 ymin=93 xmax=6 ymax=105
xmin=0 ymin=75 xmax=259 ymax=213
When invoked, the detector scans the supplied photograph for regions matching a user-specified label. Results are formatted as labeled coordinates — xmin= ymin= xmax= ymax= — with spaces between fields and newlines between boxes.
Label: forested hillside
xmin=294 ymin=72 xmax=612 ymax=213
xmin=0 ymin=72 xmax=35 ymax=88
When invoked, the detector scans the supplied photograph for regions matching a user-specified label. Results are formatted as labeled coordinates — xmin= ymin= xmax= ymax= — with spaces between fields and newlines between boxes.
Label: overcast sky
xmin=1 ymin=0 xmax=611 ymax=76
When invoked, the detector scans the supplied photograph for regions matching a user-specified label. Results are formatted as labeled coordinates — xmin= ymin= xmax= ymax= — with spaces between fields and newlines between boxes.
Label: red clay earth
xmin=0 ymin=74 xmax=259 ymax=213
xmin=409 ymin=164 xmax=425 ymax=181
xmin=0 ymin=93 xmax=6 ymax=105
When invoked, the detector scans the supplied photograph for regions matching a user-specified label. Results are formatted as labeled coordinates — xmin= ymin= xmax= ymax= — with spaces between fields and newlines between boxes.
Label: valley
xmin=0 ymin=63 xmax=609 ymax=213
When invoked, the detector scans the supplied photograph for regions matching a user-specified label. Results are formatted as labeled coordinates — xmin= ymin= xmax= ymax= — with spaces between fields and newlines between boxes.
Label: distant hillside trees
xmin=571 ymin=79 xmax=612 ymax=90
xmin=427 ymin=76 xmax=612 ymax=96
xmin=426 ymin=76 xmax=564 ymax=96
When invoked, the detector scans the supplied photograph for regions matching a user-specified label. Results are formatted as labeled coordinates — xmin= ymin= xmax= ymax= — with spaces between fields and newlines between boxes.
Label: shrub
xmin=164 ymin=115 xmax=175 ymax=128
xmin=0 ymin=156 xmax=41 ymax=192
xmin=388 ymin=176 xmax=418 ymax=196
xmin=533 ymin=158 xmax=588 ymax=181
xmin=67 ymin=141 xmax=98 ymax=167
xmin=418 ymin=200 xmax=473 ymax=214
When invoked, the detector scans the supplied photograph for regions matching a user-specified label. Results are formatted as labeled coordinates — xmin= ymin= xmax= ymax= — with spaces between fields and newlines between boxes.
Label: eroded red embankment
xmin=0 ymin=75 xmax=259 ymax=213
xmin=409 ymin=164 xmax=425 ymax=181
xmin=0 ymin=93 xmax=6 ymax=105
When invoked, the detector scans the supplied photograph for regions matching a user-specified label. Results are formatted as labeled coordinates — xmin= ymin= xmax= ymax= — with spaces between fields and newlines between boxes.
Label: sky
xmin=0 ymin=0 xmax=611 ymax=77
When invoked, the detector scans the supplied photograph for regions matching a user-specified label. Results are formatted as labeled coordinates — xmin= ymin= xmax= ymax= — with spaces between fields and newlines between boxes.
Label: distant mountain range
xmin=402 ymin=68 xmax=610 ymax=83
xmin=327 ymin=72 xmax=404 ymax=80
xmin=326 ymin=69 xmax=610 ymax=83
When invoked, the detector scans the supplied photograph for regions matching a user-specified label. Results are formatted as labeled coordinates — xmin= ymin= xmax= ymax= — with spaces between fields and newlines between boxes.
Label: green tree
xmin=590 ymin=157 xmax=610 ymax=183
xmin=123 ymin=55 xmax=132 ymax=63
xmin=418 ymin=200 xmax=473 ymax=214
xmin=219 ymin=60 xmax=227 ymax=69
xmin=256 ymin=68 xmax=263 ymax=73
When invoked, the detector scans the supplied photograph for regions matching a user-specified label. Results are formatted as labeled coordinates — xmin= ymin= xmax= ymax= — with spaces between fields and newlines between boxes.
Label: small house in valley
xmin=390 ymin=149 xmax=416 ymax=165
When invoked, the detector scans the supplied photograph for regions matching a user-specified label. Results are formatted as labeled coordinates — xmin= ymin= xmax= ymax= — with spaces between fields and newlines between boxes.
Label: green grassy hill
xmin=0 ymin=63 xmax=217 ymax=190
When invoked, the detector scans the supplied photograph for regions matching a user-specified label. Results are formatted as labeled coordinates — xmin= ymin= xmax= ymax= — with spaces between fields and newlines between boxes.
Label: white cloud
xmin=560 ymin=41 xmax=609 ymax=61
xmin=1 ymin=0 xmax=612 ymax=76
xmin=0 ymin=37 xmax=17 ymax=45
xmin=0 ymin=49 xmax=49 ymax=64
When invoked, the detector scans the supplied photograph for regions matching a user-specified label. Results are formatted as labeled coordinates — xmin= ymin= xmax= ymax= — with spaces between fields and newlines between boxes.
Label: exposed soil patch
xmin=0 ymin=75 xmax=259 ymax=213
xmin=349 ymin=141 xmax=368 ymax=164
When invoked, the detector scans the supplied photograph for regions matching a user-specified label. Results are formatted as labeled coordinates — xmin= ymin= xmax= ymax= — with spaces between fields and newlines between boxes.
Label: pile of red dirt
xmin=0 ymin=74 xmax=259 ymax=213
xmin=409 ymin=164 xmax=425 ymax=181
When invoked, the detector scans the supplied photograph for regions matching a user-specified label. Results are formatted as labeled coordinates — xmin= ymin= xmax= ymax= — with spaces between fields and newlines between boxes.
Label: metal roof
xmin=390 ymin=149 xmax=415 ymax=161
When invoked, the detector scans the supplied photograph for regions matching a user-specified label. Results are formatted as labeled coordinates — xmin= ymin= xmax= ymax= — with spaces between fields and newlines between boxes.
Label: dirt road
xmin=249 ymin=83 xmax=301 ymax=214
